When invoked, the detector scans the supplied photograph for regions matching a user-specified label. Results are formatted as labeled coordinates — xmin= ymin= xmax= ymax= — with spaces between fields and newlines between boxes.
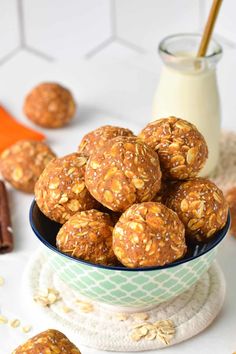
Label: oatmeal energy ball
xmin=78 ymin=125 xmax=135 ymax=156
xmin=12 ymin=329 xmax=81 ymax=353
xmin=24 ymin=82 xmax=76 ymax=128
xmin=166 ymin=178 xmax=228 ymax=242
xmin=113 ymin=202 xmax=186 ymax=268
xmin=57 ymin=209 xmax=116 ymax=265
xmin=0 ymin=140 xmax=56 ymax=193
xmin=35 ymin=153 xmax=98 ymax=224
xmin=85 ymin=136 xmax=162 ymax=212
xmin=138 ymin=117 xmax=208 ymax=180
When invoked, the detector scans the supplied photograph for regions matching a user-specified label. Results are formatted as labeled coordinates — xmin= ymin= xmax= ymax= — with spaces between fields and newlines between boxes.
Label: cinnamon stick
xmin=0 ymin=180 xmax=14 ymax=254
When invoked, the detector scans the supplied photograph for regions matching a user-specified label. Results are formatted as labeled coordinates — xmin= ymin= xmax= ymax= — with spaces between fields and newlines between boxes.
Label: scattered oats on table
xmin=76 ymin=299 xmax=94 ymax=313
xmin=34 ymin=287 xmax=61 ymax=307
xmin=9 ymin=319 xmax=20 ymax=328
xmin=0 ymin=276 xmax=4 ymax=286
xmin=0 ymin=315 xmax=8 ymax=324
xmin=21 ymin=325 xmax=32 ymax=334
xmin=62 ymin=305 xmax=72 ymax=313
xmin=131 ymin=312 xmax=149 ymax=321
xmin=78 ymin=303 xmax=94 ymax=313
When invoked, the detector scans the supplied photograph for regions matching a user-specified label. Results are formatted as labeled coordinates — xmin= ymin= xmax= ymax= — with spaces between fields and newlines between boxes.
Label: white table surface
xmin=0 ymin=51 xmax=236 ymax=354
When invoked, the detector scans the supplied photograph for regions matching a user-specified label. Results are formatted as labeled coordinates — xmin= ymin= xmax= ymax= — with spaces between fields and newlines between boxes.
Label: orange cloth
xmin=0 ymin=105 xmax=45 ymax=152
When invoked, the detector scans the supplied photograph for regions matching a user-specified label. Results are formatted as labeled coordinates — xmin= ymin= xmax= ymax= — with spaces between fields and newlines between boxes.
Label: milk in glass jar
xmin=152 ymin=34 xmax=223 ymax=177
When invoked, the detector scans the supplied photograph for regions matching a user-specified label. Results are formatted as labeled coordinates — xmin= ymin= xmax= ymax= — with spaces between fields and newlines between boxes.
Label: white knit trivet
xmin=212 ymin=131 xmax=236 ymax=191
xmin=23 ymin=250 xmax=225 ymax=352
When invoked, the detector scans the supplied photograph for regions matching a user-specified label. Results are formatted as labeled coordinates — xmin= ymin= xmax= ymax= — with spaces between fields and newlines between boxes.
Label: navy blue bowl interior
xmin=30 ymin=200 xmax=230 ymax=272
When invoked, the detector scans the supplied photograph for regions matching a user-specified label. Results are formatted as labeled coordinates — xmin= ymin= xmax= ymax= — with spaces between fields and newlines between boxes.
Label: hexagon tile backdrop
xmin=0 ymin=0 xmax=236 ymax=66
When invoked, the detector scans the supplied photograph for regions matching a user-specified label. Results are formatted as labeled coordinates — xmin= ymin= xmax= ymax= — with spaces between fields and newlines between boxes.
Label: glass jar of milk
xmin=152 ymin=34 xmax=222 ymax=177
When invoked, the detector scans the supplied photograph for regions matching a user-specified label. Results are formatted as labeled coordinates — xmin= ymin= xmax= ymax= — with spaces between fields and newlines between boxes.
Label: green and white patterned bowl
xmin=30 ymin=201 xmax=229 ymax=311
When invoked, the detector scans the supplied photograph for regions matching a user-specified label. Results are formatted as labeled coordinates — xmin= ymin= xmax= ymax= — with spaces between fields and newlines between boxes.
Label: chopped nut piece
xmin=21 ymin=325 xmax=32 ymax=333
xmin=79 ymin=304 xmax=94 ymax=313
xmin=47 ymin=293 xmax=58 ymax=304
xmin=130 ymin=330 xmax=143 ymax=342
xmin=10 ymin=319 xmax=20 ymax=328
xmin=33 ymin=296 xmax=48 ymax=307
xmin=76 ymin=300 xmax=94 ymax=313
xmin=0 ymin=276 xmax=4 ymax=286
xmin=131 ymin=312 xmax=149 ymax=321
xmin=0 ymin=315 xmax=8 ymax=324
xmin=34 ymin=288 xmax=61 ymax=307
xmin=139 ymin=326 xmax=148 ymax=336
xmin=62 ymin=306 xmax=72 ymax=313
xmin=132 ymin=322 xmax=150 ymax=329
xmin=132 ymin=178 xmax=145 ymax=190
xmin=12 ymin=167 xmax=23 ymax=181
xmin=115 ymin=313 xmax=129 ymax=321
xmin=145 ymin=329 xmax=157 ymax=340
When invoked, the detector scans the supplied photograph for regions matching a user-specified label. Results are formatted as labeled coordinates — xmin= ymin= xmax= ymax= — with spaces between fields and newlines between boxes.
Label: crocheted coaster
xmin=213 ymin=131 xmax=236 ymax=191
xmin=24 ymin=250 xmax=225 ymax=352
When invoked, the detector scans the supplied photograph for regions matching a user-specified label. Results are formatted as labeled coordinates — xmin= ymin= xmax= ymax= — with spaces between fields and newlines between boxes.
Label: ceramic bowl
xmin=29 ymin=201 xmax=230 ymax=311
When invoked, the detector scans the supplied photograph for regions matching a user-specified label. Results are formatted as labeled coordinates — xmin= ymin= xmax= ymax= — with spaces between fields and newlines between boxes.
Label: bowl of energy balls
xmin=30 ymin=117 xmax=230 ymax=310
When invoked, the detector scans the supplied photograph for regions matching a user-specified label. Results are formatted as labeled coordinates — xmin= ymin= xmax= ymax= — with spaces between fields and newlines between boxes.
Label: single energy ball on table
xmin=138 ymin=116 xmax=208 ymax=180
xmin=24 ymin=82 xmax=76 ymax=128
xmin=85 ymin=136 xmax=162 ymax=212
xmin=0 ymin=140 xmax=56 ymax=193
xmin=166 ymin=178 xmax=228 ymax=242
xmin=113 ymin=202 xmax=186 ymax=268
xmin=78 ymin=125 xmax=135 ymax=156
xmin=12 ymin=329 xmax=81 ymax=353
xmin=57 ymin=209 xmax=116 ymax=265
xmin=35 ymin=153 xmax=98 ymax=224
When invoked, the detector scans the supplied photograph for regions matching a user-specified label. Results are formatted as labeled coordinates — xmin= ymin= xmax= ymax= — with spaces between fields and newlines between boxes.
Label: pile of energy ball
xmin=0 ymin=83 xmax=228 ymax=269
xmin=35 ymin=116 xmax=228 ymax=268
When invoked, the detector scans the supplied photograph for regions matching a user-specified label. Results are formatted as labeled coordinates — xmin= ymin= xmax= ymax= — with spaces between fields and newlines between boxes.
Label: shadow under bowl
xmin=29 ymin=201 xmax=230 ymax=311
